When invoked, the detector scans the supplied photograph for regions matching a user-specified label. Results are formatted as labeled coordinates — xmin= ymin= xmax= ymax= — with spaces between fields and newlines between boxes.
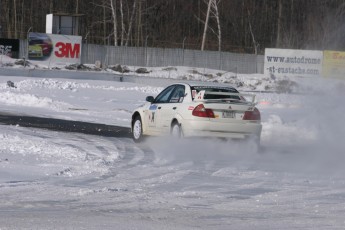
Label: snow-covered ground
xmin=1 ymin=58 xmax=345 ymax=229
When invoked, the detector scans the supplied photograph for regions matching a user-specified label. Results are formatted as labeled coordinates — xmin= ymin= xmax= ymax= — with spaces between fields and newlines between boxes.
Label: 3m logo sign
xmin=55 ymin=42 xmax=80 ymax=58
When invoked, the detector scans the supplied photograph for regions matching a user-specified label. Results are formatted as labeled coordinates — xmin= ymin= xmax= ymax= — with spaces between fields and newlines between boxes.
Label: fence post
xmin=25 ymin=27 xmax=32 ymax=68
xmin=219 ymin=50 xmax=222 ymax=70
xmin=145 ymin=36 xmax=149 ymax=67
xmin=182 ymin=37 xmax=186 ymax=66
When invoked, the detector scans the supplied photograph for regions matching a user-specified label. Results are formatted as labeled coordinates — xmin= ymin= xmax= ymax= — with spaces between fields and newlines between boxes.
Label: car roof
xmin=174 ymin=82 xmax=237 ymax=90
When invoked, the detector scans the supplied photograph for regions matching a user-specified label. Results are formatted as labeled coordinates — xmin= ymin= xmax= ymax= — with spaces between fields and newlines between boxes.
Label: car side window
xmin=169 ymin=85 xmax=185 ymax=103
xmin=154 ymin=85 xmax=175 ymax=103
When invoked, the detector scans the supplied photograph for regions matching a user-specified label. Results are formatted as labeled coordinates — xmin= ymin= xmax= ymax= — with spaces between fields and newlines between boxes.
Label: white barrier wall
xmin=28 ymin=32 xmax=82 ymax=67
xmin=264 ymin=48 xmax=323 ymax=77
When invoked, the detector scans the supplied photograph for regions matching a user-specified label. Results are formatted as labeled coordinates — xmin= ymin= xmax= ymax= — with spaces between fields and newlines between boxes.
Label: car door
xmin=155 ymin=85 xmax=186 ymax=134
xmin=145 ymin=85 xmax=176 ymax=134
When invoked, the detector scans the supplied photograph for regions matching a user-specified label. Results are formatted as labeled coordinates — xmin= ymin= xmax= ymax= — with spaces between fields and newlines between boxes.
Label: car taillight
xmin=243 ymin=108 xmax=261 ymax=120
xmin=192 ymin=104 xmax=215 ymax=118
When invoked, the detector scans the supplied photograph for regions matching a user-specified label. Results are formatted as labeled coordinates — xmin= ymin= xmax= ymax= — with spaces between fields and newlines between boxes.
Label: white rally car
xmin=131 ymin=83 xmax=262 ymax=143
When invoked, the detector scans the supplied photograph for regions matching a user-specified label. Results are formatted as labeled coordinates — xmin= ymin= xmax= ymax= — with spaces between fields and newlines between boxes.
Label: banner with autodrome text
xmin=264 ymin=48 xmax=323 ymax=78
xmin=28 ymin=32 xmax=82 ymax=67
xmin=322 ymin=50 xmax=345 ymax=79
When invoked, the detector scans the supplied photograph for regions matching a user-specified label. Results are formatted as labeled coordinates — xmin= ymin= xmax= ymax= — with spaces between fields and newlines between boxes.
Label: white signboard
xmin=28 ymin=32 xmax=82 ymax=67
xmin=264 ymin=48 xmax=323 ymax=77
xmin=46 ymin=14 xmax=53 ymax=34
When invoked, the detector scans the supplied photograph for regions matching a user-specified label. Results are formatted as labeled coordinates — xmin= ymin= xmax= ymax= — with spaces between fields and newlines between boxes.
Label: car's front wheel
xmin=171 ymin=121 xmax=182 ymax=138
xmin=132 ymin=116 xmax=143 ymax=143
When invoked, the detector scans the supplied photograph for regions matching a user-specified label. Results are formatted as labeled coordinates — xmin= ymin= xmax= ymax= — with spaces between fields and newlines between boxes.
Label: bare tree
xmin=137 ymin=0 xmax=143 ymax=47
xmin=119 ymin=0 xmax=125 ymax=46
xmin=1 ymin=0 xmax=345 ymax=52
xmin=201 ymin=0 xmax=212 ymax=51
xmin=200 ymin=0 xmax=222 ymax=51
xmin=247 ymin=8 xmax=258 ymax=54
xmin=109 ymin=0 xmax=118 ymax=46
xmin=276 ymin=0 xmax=283 ymax=47
xmin=103 ymin=0 xmax=107 ymax=45
xmin=212 ymin=0 xmax=221 ymax=51
xmin=14 ymin=0 xmax=17 ymax=38
xmin=125 ymin=0 xmax=137 ymax=46
xmin=20 ymin=0 xmax=25 ymax=38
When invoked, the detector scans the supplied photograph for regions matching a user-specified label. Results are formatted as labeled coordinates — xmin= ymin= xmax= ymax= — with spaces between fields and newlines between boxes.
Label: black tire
xmin=171 ymin=121 xmax=182 ymax=138
xmin=132 ymin=116 xmax=143 ymax=143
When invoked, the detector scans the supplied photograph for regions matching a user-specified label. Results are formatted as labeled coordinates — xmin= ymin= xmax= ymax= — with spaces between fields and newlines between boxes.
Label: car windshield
xmin=191 ymin=86 xmax=241 ymax=100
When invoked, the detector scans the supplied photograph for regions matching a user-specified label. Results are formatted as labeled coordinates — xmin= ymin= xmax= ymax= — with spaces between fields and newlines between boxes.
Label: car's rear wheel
xmin=132 ymin=116 xmax=143 ymax=143
xmin=171 ymin=121 xmax=182 ymax=138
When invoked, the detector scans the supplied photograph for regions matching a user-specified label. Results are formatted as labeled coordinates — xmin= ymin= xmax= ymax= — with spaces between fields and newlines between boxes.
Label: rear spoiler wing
xmin=193 ymin=90 xmax=257 ymax=105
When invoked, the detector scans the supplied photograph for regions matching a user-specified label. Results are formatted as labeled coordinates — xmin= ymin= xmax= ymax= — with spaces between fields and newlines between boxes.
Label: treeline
xmin=0 ymin=0 xmax=345 ymax=54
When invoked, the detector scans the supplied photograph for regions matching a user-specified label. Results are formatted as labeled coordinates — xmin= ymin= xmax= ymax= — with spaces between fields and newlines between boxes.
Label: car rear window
xmin=191 ymin=86 xmax=240 ymax=100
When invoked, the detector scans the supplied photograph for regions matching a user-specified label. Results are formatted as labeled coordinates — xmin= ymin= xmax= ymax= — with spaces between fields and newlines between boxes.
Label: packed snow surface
xmin=0 ymin=62 xmax=345 ymax=229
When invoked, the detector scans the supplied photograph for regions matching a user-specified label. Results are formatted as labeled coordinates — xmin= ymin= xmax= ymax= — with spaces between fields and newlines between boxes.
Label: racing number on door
xmin=55 ymin=42 xmax=80 ymax=58
xmin=148 ymin=104 xmax=157 ymax=127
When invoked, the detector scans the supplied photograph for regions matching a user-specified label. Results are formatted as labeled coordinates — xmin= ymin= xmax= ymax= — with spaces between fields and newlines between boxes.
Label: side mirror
xmin=146 ymin=96 xmax=154 ymax=103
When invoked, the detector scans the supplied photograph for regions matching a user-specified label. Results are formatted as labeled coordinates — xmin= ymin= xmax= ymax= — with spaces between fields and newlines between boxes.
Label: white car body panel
xmin=131 ymin=83 xmax=262 ymax=140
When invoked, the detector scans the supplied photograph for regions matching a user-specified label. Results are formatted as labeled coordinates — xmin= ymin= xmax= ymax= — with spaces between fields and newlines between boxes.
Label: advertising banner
xmin=28 ymin=32 xmax=82 ymax=66
xmin=0 ymin=38 xmax=20 ymax=58
xmin=264 ymin=48 xmax=323 ymax=77
xmin=323 ymin=50 xmax=345 ymax=79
